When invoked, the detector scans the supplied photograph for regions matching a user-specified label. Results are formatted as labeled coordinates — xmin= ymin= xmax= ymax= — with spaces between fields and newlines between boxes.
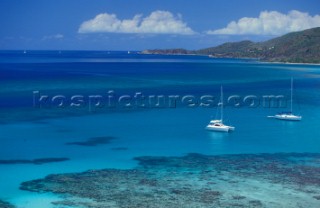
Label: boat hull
xmin=274 ymin=114 xmax=302 ymax=121
xmin=206 ymin=125 xmax=235 ymax=132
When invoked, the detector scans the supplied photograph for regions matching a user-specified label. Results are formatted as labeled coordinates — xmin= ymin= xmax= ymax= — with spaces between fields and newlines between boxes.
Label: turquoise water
xmin=0 ymin=51 xmax=320 ymax=207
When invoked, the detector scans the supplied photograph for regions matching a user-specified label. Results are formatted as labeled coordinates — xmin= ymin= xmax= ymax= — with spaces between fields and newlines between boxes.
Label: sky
xmin=0 ymin=0 xmax=319 ymax=50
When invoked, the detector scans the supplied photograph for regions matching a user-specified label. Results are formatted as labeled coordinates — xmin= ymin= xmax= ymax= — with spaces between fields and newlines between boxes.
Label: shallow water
xmin=0 ymin=51 xmax=319 ymax=207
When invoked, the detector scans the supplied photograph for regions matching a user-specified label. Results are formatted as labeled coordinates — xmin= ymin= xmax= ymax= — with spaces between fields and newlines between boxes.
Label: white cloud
xmin=78 ymin=11 xmax=195 ymax=35
xmin=42 ymin=34 xmax=64 ymax=40
xmin=207 ymin=10 xmax=320 ymax=35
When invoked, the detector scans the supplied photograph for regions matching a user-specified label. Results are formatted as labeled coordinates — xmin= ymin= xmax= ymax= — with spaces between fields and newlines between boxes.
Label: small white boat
xmin=269 ymin=78 xmax=302 ymax=121
xmin=273 ymin=113 xmax=301 ymax=121
xmin=268 ymin=113 xmax=302 ymax=121
xmin=206 ymin=86 xmax=235 ymax=132
xmin=206 ymin=120 xmax=235 ymax=132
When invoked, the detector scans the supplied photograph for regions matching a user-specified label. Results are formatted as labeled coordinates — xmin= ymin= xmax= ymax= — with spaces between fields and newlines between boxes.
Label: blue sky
xmin=0 ymin=0 xmax=319 ymax=50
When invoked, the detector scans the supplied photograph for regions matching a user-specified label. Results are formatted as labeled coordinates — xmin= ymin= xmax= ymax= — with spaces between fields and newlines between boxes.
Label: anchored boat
xmin=206 ymin=86 xmax=235 ymax=132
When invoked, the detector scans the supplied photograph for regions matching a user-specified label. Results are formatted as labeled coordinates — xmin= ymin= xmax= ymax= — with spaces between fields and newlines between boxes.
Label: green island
xmin=142 ymin=27 xmax=320 ymax=64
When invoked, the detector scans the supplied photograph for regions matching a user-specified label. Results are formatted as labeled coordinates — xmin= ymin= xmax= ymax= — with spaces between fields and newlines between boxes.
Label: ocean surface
xmin=0 ymin=51 xmax=319 ymax=207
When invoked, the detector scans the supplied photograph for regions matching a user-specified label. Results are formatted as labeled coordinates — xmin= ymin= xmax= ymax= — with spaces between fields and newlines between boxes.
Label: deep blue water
xmin=0 ymin=50 xmax=320 ymax=207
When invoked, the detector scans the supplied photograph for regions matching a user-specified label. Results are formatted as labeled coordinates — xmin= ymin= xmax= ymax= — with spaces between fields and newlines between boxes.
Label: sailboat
xmin=268 ymin=78 xmax=302 ymax=121
xmin=206 ymin=86 xmax=235 ymax=132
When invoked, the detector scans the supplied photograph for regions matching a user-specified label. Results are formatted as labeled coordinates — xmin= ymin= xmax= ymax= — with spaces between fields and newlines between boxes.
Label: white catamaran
xmin=206 ymin=86 xmax=235 ymax=132
xmin=268 ymin=78 xmax=302 ymax=121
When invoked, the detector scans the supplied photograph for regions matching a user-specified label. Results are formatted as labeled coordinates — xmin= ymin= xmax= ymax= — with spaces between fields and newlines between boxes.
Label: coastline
xmin=140 ymin=28 xmax=320 ymax=65
xmin=259 ymin=60 xmax=320 ymax=66
xmin=141 ymin=52 xmax=320 ymax=65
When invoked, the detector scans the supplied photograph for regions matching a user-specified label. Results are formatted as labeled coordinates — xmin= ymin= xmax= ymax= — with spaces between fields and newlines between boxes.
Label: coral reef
xmin=0 ymin=157 xmax=69 ymax=165
xmin=135 ymin=153 xmax=320 ymax=187
xmin=66 ymin=136 xmax=116 ymax=146
xmin=20 ymin=153 xmax=320 ymax=207
xmin=111 ymin=147 xmax=128 ymax=151
xmin=0 ymin=200 xmax=15 ymax=208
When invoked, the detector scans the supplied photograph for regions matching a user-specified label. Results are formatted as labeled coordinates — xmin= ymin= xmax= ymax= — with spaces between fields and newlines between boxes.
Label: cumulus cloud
xmin=78 ymin=11 xmax=195 ymax=35
xmin=207 ymin=10 xmax=320 ymax=35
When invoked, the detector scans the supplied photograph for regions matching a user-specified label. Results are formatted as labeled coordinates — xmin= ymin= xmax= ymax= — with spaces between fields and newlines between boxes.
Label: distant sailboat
xmin=268 ymin=78 xmax=302 ymax=121
xmin=206 ymin=86 xmax=235 ymax=132
xmin=23 ymin=50 xmax=27 ymax=54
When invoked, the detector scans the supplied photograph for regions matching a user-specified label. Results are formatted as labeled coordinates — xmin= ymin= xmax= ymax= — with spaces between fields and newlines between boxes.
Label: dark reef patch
xmin=0 ymin=157 xmax=69 ymax=165
xmin=111 ymin=147 xmax=128 ymax=151
xmin=66 ymin=136 xmax=116 ymax=146
xmin=32 ymin=121 xmax=50 ymax=125
xmin=56 ymin=128 xmax=72 ymax=133
xmin=134 ymin=153 xmax=320 ymax=186
xmin=20 ymin=153 xmax=320 ymax=208
xmin=0 ymin=200 xmax=15 ymax=208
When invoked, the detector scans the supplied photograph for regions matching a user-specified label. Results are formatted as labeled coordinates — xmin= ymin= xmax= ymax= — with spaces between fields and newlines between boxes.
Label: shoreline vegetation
xmin=141 ymin=27 xmax=320 ymax=64
xmin=19 ymin=153 xmax=320 ymax=208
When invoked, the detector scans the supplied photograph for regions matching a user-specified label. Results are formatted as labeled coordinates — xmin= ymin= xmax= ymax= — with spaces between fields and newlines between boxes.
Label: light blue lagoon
xmin=0 ymin=51 xmax=320 ymax=207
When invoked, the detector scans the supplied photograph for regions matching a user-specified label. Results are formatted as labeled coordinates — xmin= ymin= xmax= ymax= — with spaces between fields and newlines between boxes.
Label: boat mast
xmin=221 ymin=86 xmax=223 ymax=122
xmin=290 ymin=78 xmax=293 ymax=113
